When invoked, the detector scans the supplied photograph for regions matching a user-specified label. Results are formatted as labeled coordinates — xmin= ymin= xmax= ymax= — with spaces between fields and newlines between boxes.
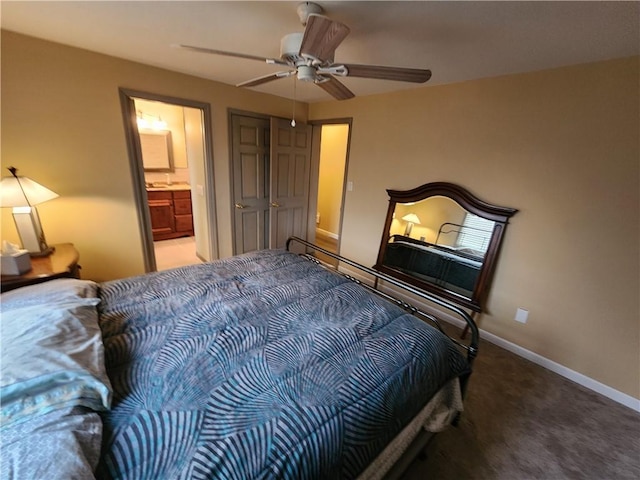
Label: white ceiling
xmin=2 ymin=1 xmax=638 ymax=103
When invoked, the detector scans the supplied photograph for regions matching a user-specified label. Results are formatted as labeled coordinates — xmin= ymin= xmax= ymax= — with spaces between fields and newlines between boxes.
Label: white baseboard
xmin=437 ymin=313 xmax=640 ymax=413
xmin=334 ymin=266 xmax=640 ymax=413
xmin=480 ymin=328 xmax=640 ymax=412
xmin=316 ymin=228 xmax=339 ymax=240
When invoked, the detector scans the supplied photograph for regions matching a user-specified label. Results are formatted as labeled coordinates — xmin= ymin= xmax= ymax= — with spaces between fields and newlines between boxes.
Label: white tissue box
xmin=1 ymin=250 xmax=32 ymax=275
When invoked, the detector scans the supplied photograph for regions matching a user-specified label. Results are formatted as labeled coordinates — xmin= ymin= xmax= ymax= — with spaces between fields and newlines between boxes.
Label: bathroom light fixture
xmin=402 ymin=213 xmax=421 ymax=236
xmin=137 ymin=110 xmax=168 ymax=130
xmin=0 ymin=167 xmax=59 ymax=256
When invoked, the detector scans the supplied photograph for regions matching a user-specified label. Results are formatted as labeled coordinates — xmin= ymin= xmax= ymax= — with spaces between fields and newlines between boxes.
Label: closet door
xmin=230 ymin=114 xmax=312 ymax=254
xmin=269 ymin=118 xmax=312 ymax=249
xmin=231 ymin=114 xmax=270 ymax=254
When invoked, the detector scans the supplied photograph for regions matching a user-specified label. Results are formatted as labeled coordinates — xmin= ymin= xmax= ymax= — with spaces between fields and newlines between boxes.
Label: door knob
xmin=270 ymin=202 xmax=281 ymax=208
xmin=234 ymin=203 xmax=246 ymax=209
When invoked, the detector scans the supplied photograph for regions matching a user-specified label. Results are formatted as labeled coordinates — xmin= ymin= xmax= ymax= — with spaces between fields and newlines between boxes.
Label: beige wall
xmin=1 ymin=31 xmax=307 ymax=279
xmin=309 ymin=57 xmax=640 ymax=400
xmin=2 ymin=31 xmax=638 ymax=402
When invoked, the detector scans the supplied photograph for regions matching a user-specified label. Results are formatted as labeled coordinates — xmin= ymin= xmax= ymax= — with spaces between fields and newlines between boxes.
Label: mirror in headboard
xmin=374 ymin=182 xmax=518 ymax=312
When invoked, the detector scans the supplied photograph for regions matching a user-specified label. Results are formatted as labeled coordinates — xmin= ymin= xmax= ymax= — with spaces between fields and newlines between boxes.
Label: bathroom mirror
xmin=140 ymin=130 xmax=174 ymax=172
xmin=374 ymin=182 xmax=517 ymax=312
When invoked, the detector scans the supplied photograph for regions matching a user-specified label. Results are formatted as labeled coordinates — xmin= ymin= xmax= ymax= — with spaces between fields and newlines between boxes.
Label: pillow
xmin=1 ymin=278 xmax=99 ymax=311
xmin=1 ymin=406 xmax=103 ymax=479
xmin=0 ymin=279 xmax=112 ymax=427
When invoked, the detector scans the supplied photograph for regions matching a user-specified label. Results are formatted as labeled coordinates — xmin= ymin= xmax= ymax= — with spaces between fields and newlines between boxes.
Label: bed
xmin=0 ymin=238 xmax=478 ymax=479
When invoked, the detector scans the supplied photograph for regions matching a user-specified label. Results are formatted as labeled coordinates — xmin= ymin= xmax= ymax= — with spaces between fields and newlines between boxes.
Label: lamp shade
xmin=401 ymin=213 xmax=421 ymax=225
xmin=0 ymin=167 xmax=58 ymax=256
xmin=0 ymin=174 xmax=58 ymax=207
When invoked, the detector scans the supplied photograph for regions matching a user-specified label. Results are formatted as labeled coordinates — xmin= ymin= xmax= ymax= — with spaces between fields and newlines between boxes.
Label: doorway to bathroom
xmin=120 ymin=89 xmax=218 ymax=272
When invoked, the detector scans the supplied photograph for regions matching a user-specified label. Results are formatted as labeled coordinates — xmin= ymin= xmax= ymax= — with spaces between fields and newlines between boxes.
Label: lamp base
xmin=404 ymin=222 xmax=414 ymax=237
xmin=12 ymin=206 xmax=53 ymax=257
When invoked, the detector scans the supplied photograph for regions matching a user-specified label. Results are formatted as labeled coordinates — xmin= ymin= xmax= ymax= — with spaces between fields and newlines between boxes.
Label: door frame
xmin=307 ymin=118 xmax=353 ymax=253
xmin=119 ymin=88 xmax=218 ymax=272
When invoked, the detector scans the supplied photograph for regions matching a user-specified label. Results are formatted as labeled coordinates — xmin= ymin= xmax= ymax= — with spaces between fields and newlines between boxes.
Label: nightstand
xmin=0 ymin=243 xmax=80 ymax=293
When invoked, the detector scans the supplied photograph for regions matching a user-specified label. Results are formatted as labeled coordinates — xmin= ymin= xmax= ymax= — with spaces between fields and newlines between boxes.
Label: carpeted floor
xmin=402 ymin=329 xmax=640 ymax=479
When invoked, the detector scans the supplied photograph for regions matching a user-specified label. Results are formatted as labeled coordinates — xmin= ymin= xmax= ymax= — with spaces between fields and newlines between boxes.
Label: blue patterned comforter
xmin=96 ymin=249 xmax=469 ymax=479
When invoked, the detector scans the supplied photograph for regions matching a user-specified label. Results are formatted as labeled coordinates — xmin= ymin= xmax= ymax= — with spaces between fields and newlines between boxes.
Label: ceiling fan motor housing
xmin=280 ymin=33 xmax=304 ymax=64
xmin=279 ymin=34 xmax=317 ymax=82
xmin=280 ymin=32 xmax=334 ymax=66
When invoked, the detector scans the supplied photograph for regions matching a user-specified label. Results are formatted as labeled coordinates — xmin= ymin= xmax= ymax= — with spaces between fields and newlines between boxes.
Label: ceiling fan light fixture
xmin=297 ymin=65 xmax=317 ymax=82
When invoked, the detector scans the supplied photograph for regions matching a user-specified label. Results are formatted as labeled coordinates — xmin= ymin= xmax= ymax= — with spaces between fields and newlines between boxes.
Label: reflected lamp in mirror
xmin=401 ymin=213 xmax=421 ymax=236
xmin=0 ymin=167 xmax=58 ymax=256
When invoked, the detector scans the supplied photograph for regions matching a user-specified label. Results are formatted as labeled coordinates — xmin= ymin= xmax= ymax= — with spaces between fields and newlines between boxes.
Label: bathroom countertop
xmin=146 ymin=183 xmax=191 ymax=192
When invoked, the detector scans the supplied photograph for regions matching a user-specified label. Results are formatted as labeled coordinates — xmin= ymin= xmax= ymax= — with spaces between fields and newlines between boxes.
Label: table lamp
xmin=402 ymin=213 xmax=421 ymax=236
xmin=0 ymin=167 xmax=59 ymax=256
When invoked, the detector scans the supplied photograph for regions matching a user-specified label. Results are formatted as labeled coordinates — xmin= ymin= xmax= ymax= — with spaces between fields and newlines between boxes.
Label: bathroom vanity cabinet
xmin=147 ymin=187 xmax=194 ymax=241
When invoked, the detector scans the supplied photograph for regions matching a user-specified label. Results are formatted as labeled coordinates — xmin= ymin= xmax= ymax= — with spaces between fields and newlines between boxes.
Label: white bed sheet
xmin=357 ymin=377 xmax=463 ymax=479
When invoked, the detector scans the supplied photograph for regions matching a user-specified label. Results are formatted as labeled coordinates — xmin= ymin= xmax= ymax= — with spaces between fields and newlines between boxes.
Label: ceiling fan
xmin=175 ymin=2 xmax=432 ymax=100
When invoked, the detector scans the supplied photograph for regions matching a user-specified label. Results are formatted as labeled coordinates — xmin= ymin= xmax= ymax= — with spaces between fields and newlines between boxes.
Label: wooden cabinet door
xmin=175 ymin=214 xmax=194 ymax=233
xmin=148 ymin=200 xmax=174 ymax=237
xmin=147 ymin=190 xmax=194 ymax=240
xmin=174 ymin=198 xmax=192 ymax=215
xmin=173 ymin=191 xmax=194 ymax=235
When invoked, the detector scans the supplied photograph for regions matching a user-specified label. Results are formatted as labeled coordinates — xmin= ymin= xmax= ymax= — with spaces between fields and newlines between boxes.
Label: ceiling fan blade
xmin=299 ymin=14 xmax=350 ymax=63
xmin=316 ymin=76 xmax=355 ymax=101
xmin=237 ymin=71 xmax=295 ymax=88
xmin=341 ymin=63 xmax=432 ymax=83
xmin=175 ymin=44 xmax=283 ymax=64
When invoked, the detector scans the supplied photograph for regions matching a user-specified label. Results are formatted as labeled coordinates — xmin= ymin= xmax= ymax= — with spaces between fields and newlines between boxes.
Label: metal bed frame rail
xmin=435 ymin=221 xmax=492 ymax=252
xmin=285 ymin=236 xmax=479 ymax=366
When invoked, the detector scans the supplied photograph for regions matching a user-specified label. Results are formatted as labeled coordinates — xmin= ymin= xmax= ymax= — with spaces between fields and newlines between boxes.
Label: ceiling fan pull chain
xmin=291 ymin=76 xmax=297 ymax=127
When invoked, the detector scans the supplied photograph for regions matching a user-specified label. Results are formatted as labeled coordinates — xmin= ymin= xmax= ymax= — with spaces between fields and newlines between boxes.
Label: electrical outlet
xmin=515 ymin=308 xmax=529 ymax=323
